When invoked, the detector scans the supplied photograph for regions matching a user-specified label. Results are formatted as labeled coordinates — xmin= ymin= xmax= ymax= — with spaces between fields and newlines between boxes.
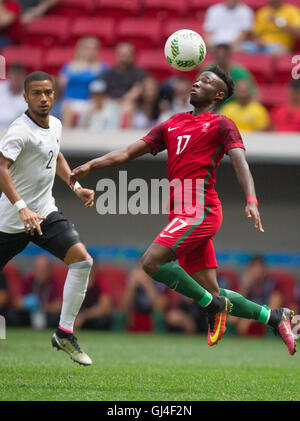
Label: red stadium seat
xmin=188 ymin=0 xmax=221 ymax=20
xmin=1 ymin=46 xmax=43 ymax=72
xmin=268 ymin=270 xmax=297 ymax=309
xmin=97 ymin=265 xmax=127 ymax=310
xmin=2 ymin=264 xmax=23 ymax=308
xmin=259 ymin=84 xmax=289 ymax=109
xmin=274 ymin=54 xmax=296 ymax=84
xmin=163 ymin=19 xmax=204 ymax=42
xmin=142 ymin=0 xmax=187 ymax=20
xmin=94 ymin=0 xmax=140 ymax=19
xmin=22 ymin=16 xmax=70 ymax=48
xmin=100 ymin=48 xmax=116 ymax=66
xmin=137 ymin=49 xmax=174 ymax=80
xmin=117 ymin=19 xmax=162 ymax=51
xmin=232 ymin=53 xmax=274 ymax=83
xmin=43 ymin=47 xmax=74 ymax=75
xmin=49 ymin=0 xmax=94 ymax=17
xmin=243 ymin=0 xmax=266 ymax=10
xmin=68 ymin=17 xmax=115 ymax=48
xmin=52 ymin=264 xmax=68 ymax=297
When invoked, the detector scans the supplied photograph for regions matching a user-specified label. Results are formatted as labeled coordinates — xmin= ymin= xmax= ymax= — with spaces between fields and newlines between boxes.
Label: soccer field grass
xmin=1 ymin=329 xmax=299 ymax=401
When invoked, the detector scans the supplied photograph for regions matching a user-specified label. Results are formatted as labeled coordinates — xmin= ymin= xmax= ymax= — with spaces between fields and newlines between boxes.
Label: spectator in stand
xmin=74 ymin=262 xmax=113 ymax=331
xmin=271 ymin=80 xmax=300 ymax=132
xmin=242 ymin=0 xmax=300 ymax=54
xmin=221 ymin=79 xmax=270 ymax=132
xmin=203 ymin=0 xmax=254 ymax=51
xmin=0 ymin=0 xmax=20 ymax=47
xmin=158 ymin=78 xmax=193 ymax=123
xmin=103 ymin=42 xmax=146 ymax=105
xmin=165 ymin=296 xmax=208 ymax=335
xmin=78 ymin=80 xmax=120 ymax=131
xmin=234 ymin=256 xmax=283 ymax=336
xmin=202 ymin=44 xmax=258 ymax=105
xmin=19 ymin=0 xmax=60 ymax=24
xmin=0 ymin=272 xmax=9 ymax=317
xmin=59 ymin=36 xmax=109 ymax=128
xmin=21 ymin=255 xmax=62 ymax=329
xmin=0 ymin=63 xmax=27 ymax=128
xmin=129 ymin=76 xmax=161 ymax=129
xmin=121 ymin=266 xmax=167 ymax=333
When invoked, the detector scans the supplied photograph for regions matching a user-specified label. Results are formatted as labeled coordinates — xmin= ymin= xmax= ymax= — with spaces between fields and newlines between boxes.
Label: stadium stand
xmin=67 ymin=17 xmax=115 ymax=48
xmin=22 ymin=16 xmax=70 ymax=48
xmin=142 ymin=0 xmax=188 ymax=20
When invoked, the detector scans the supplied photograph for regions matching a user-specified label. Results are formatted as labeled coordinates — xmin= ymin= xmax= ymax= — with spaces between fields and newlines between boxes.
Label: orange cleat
xmin=207 ymin=297 xmax=233 ymax=346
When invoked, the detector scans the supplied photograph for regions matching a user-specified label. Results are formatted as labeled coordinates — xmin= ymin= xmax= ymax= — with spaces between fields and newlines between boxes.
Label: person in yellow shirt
xmin=242 ymin=0 xmax=300 ymax=54
xmin=220 ymin=79 xmax=270 ymax=132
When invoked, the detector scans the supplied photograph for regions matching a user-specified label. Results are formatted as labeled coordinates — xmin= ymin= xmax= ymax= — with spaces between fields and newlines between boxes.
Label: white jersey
xmin=0 ymin=112 xmax=62 ymax=233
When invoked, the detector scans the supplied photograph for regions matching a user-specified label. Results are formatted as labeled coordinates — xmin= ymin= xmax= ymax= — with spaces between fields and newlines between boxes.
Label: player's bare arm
xmin=56 ymin=152 xmax=95 ymax=208
xmin=70 ymin=140 xmax=151 ymax=187
xmin=228 ymin=147 xmax=264 ymax=233
xmin=0 ymin=152 xmax=46 ymax=235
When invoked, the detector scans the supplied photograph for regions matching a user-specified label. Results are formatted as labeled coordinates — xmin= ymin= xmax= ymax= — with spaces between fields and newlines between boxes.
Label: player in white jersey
xmin=0 ymin=71 xmax=95 ymax=366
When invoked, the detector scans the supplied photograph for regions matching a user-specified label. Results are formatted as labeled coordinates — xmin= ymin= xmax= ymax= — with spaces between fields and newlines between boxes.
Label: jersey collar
xmin=25 ymin=110 xmax=50 ymax=130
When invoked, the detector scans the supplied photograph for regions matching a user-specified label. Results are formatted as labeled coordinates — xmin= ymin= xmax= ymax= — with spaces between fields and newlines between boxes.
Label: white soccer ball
xmin=164 ymin=29 xmax=206 ymax=72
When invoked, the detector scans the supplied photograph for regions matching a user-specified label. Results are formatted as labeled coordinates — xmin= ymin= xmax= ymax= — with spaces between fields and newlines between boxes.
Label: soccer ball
xmin=164 ymin=29 xmax=206 ymax=72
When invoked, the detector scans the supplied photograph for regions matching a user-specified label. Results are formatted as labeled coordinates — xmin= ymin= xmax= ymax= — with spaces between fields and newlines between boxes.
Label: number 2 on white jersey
xmin=176 ymin=135 xmax=191 ymax=155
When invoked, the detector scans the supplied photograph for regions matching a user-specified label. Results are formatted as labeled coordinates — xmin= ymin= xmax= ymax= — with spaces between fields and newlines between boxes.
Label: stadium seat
xmin=259 ymin=84 xmax=289 ymax=109
xmin=188 ymin=0 xmax=221 ymax=20
xmin=2 ymin=264 xmax=23 ymax=307
xmin=43 ymin=47 xmax=74 ymax=75
xmin=268 ymin=270 xmax=298 ymax=309
xmin=141 ymin=0 xmax=187 ymax=20
xmin=116 ymin=19 xmax=162 ymax=51
xmin=94 ymin=0 xmax=140 ymax=19
xmin=163 ymin=19 xmax=204 ymax=42
xmin=137 ymin=49 xmax=175 ymax=80
xmin=52 ymin=264 xmax=68 ymax=297
xmin=232 ymin=53 xmax=274 ymax=83
xmin=243 ymin=0 xmax=266 ymax=10
xmin=274 ymin=54 xmax=296 ymax=85
xmin=100 ymin=48 xmax=116 ymax=66
xmin=97 ymin=265 xmax=127 ymax=310
xmin=0 ymin=46 xmax=43 ymax=72
xmin=217 ymin=268 xmax=240 ymax=292
xmin=49 ymin=0 xmax=94 ymax=17
xmin=22 ymin=16 xmax=70 ymax=48
xmin=68 ymin=17 xmax=115 ymax=48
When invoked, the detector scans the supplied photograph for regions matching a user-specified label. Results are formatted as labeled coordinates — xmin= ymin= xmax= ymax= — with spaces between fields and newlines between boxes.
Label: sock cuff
xmin=198 ymin=291 xmax=213 ymax=307
xmin=258 ymin=304 xmax=271 ymax=324
xmin=69 ymin=259 xmax=93 ymax=269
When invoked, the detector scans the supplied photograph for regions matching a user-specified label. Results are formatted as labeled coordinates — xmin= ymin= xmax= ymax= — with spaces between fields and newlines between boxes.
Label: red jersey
xmin=142 ymin=112 xmax=245 ymax=218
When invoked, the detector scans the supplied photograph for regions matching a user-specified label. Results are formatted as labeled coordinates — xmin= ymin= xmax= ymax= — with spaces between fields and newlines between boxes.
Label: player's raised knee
xmin=140 ymin=252 xmax=160 ymax=276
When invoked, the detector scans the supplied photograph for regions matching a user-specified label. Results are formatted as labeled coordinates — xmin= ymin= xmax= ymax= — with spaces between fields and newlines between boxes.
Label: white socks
xmin=59 ymin=259 xmax=93 ymax=333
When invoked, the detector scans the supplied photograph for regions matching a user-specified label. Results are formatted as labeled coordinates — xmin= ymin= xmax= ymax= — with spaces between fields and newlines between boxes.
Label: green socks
xmin=152 ymin=262 xmax=213 ymax=307
xmin=219 ymin=288 xmax=270 ymax=324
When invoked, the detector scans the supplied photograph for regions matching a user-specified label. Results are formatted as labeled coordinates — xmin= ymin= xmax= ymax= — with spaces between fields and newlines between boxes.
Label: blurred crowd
xmin=0 ymin=254 xmax=298 ymax=337
xmin=0 ymin=0 xmax=300 ymax=132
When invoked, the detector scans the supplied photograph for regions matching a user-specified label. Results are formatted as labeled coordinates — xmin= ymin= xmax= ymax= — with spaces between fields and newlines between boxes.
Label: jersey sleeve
xmin=0 ymin=125 xmax=26 ymax=162
xmin=141 ymin=122 xmax=166 ymax=156
xmin=218 ymin=116 xmax=246 ymax=154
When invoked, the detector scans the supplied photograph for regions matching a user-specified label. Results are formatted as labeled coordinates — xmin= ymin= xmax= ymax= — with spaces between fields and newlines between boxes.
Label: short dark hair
xmin=205 ymin=65 xmax=235 ymax=100
xmin=24 ymin=71 xmax=54 ymax=92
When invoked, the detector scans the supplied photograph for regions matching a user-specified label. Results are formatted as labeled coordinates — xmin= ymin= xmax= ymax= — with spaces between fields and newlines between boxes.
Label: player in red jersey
xmin=71 ymin=66 xmax=296 ymax=355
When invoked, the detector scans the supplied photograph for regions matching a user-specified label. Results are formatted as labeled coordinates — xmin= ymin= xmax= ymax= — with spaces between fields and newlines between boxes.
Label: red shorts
xmin=153 ymin=204 xmax=222 ymax=275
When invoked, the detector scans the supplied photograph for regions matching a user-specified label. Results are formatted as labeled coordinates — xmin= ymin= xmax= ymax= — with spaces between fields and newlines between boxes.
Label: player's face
xmin=190 ymin=72 xmax=225 ymax=106
xmin=24 ymin=80 xmax=55 ymax=117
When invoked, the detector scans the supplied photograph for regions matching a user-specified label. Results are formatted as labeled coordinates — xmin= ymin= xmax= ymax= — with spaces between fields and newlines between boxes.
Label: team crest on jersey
xmin=202 ymin=123 xmax=210 ymax=132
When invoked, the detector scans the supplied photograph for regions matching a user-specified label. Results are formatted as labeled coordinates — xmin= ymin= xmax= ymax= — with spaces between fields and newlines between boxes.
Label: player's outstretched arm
xmin=70 ymin=140 xmax=152 ymax=188
xmin=228 ymin=148 xmax=264 ymax=233
xmin=56 ymin=152 xmax=95 ymax=208
xmin=0 ymin=153 xmax=46 ymax=235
